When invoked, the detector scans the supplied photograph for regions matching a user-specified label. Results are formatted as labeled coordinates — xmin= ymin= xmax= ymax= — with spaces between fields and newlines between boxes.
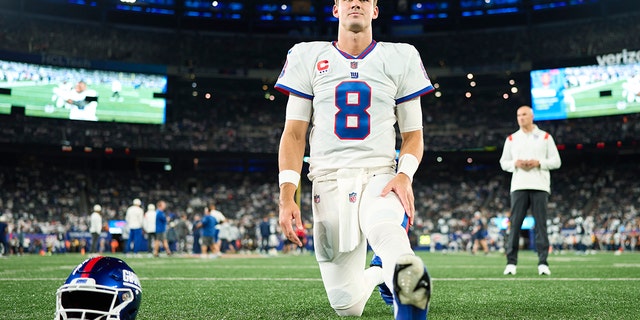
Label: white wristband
xmin=397 ymin=154 xmax=419 ymax=182
xmin=279 ymin=170 xmax=300 ymax=188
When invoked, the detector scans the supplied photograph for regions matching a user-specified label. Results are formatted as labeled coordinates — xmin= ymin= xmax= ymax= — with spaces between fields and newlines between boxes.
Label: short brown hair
xmin=335 ymin=0 xmax=378 ymax=5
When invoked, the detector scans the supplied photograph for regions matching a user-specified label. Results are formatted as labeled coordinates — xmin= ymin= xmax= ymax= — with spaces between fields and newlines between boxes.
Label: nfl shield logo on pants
xmin=348 ymin=192 xmax=358 ymax=203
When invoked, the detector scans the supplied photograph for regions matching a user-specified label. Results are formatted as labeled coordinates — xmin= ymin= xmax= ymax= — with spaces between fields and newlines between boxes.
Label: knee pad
xmin=332 ymin=292 xmax=367 ymax=317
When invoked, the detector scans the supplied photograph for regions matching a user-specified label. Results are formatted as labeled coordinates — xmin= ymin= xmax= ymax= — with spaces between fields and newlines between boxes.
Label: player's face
xmin=75 ymin=82 xmax=86 ymax=93
xmin=333 ymin=0 xmax=378 ymax=33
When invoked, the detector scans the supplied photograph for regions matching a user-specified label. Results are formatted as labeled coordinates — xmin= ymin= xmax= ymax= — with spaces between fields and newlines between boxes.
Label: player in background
xmin=196 ymin=208 xmax=218 ymax=258
xmin=51 ymin=80 xmax=73 ymax=108
xmin=111 ymin=79 xmax=123 ymax=102
xmin=208 ymin=202 xmax=226 ymax=256
xmin=275 ymin=0 xmax=433 ymax=318
xmin=125 ymin=199 xmax=145 ymax=256
xmin=67 ymin=80 xmax=98 ymax=121
xmin=621 ymin=74 xmax=640 ymax=104
xmin=143 ymin=203 xmax=157 ymax=255
xmin=0 ymin=215 xmax=10 ymax=256
xmin=548 ymin=216 xmax=564 ymax=255
xmin=89 ymin=204 xmax=103 ymax=255
xmin=152 ymin=200 xmax=172 ymax=257
xmin=471 ymin=211 xmax=489 ymax=255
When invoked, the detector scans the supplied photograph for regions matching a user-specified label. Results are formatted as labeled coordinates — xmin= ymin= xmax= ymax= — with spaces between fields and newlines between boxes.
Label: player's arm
xmin=278 ymin=94 xmax=311 ymax=247
xmin=66 ymin=95 xmax=92 ymax=109
xmin=381 ymin=97 xmax=424 ymax=225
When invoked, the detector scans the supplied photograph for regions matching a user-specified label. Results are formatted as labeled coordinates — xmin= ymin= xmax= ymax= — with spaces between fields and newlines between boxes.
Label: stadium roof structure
xmin=2 ymin=0 xmax=638 ymax=35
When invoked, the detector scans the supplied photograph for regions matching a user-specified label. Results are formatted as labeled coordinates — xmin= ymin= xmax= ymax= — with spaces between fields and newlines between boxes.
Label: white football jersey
xmin=275 ymin=41 xmax=433 ymax=180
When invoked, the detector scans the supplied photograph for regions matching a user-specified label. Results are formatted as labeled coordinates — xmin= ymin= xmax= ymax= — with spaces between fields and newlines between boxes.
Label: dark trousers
xmin=506 ymin=190 xmax=550 ymax=266
xmin=261 ymin=235 xmax=270 ymax=253
xmin=90 ymin=232 xmax=100 ymax=253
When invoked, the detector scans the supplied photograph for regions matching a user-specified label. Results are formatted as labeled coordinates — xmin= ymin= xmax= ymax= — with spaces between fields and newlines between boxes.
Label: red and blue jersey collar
xmin=332 ymin=40 xmax=377 ymax=59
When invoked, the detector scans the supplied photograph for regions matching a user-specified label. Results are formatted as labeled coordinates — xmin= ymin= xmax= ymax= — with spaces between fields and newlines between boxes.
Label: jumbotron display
xmin=0 ymin=102 xmax=10 ymax=115
xmin=530 ymin=62 xmax=640 ymax=121
xmin=0 ymin=59 xmax=168 ymax=124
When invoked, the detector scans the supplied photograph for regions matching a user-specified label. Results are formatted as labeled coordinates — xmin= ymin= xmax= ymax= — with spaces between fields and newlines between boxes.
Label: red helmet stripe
xmin=81 ymin=256 xmax=103 ymax=278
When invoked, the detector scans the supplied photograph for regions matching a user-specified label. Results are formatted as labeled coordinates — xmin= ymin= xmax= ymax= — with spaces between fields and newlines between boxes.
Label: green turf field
xmin=1 ymin=251 xmax=639 ymax=319
xmin=0 ymin=102 xmax=10 ymax=115
xmin=0 ymin=81 xmax=165 ymax=124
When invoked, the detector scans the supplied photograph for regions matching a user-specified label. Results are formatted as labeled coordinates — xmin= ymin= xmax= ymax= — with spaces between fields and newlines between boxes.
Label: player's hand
xmin=381 ymin=173 xmax=415 ymax=225
xmin=279 ymin=193 xmax=304 ymax=247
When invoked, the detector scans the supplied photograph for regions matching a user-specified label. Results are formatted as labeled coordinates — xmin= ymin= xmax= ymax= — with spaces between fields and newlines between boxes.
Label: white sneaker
xmin=503 ymin=264 xmax=517 ymax=275
xmin=538 ymin=264 xmax=551 ymax=275
xmin=394 ymin=254 xmax=431 ymax=311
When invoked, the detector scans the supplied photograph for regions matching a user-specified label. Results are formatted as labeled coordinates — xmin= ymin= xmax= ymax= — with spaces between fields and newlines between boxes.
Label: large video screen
xmin=530 ymin=63 xmax=640 ymax=121
xmin=108 ymin=220 xmax=127 ymax=235
xmin=494 ymin=216 xmax=535 ymax=230
xmin=0 ymin=102 xmax=10 ymax=115
xmin=0 ymin=59 xmax=167 ymax=124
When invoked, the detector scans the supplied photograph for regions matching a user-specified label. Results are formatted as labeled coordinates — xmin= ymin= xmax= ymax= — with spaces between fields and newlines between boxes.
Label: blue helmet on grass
xmin=55 ymin=256 xmax=142 ymax=320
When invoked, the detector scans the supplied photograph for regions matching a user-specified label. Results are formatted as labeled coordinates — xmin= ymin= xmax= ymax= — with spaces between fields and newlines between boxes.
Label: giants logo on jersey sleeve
xmin=317 ymin=60 xmax=329 ymax=74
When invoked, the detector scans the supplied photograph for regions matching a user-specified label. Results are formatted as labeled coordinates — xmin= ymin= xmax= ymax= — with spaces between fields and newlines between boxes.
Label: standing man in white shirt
xmin=89 ymin=204 xmax=103 ymax=254
xmin=500 ymin=105 xmax=561 ymax=276
xmin=143 ymin=203 xmax=157 ymax=255
xmin=208 ymin=203 xmax=226 ymax=256
xmin=125 ymin=198 xmax=145 ymax=255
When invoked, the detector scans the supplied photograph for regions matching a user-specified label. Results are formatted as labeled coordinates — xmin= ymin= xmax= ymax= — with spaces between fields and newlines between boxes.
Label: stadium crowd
xmin=0 ymin=90 xmax=638 ymax=153
xmin=1 ymin=153 xmax=638 ymax=256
